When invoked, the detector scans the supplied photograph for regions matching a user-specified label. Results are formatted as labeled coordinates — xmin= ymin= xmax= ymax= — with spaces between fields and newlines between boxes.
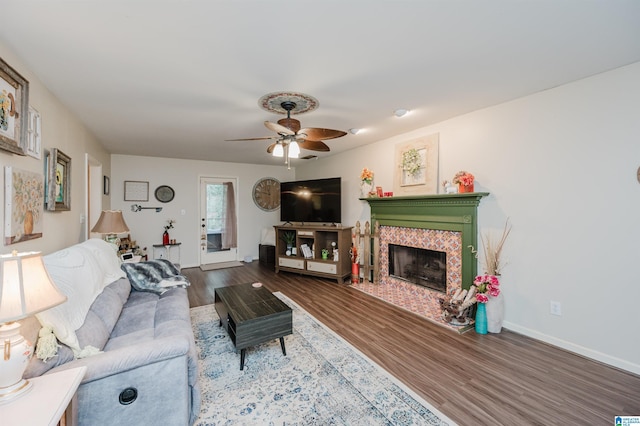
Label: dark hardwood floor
xmin=183 ymin=262 xmax=640 ymax=425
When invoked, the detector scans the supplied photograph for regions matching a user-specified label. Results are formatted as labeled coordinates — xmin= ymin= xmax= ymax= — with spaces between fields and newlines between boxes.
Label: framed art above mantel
xmin=393 ymin=133 xmax=439 ymax=196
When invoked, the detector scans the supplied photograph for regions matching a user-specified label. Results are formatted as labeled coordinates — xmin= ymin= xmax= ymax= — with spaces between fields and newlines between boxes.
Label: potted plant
xmin=280 ymin=231 xmax=296 ymax=255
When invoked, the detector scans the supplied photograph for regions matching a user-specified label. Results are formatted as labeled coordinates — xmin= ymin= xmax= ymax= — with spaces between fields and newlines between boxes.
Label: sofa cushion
xmin=25 ymin=278 xmax=131 ymax=378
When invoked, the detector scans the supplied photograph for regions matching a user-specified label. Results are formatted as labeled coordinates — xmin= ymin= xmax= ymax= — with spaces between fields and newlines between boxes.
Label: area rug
xmin=199 ymin=261 xmax=244 ymax=271
xmin=191 ymin=292 xmax=455 ymax=425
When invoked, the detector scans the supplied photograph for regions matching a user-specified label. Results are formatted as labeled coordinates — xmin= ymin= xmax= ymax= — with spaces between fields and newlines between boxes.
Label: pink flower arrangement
xmin=453 ymin=171 xmax=474 ymax=186
xmin=473 ymin=274 xmax=500 ymax=303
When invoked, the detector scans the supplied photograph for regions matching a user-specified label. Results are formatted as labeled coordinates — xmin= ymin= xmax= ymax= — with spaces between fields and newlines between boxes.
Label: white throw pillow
xmin=37 ymin=244 xmax=105 ymax=354
xmin=81 ymin=238 xmax=126 ymax=287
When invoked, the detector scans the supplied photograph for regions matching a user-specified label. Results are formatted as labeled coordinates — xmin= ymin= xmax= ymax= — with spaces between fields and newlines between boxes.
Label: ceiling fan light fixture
xmin=272 ymin=143 xmax=284 ymax=157
xmin=349 ymin=128 xmax=362 ymax=135
xmin=394 ymin=108 xmax=409 ymax=117
xmin=289 ymin=141 xmax=300 ymax=158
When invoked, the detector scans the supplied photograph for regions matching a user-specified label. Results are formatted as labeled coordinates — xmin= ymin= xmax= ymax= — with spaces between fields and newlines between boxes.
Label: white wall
xmin=111 ymin=155 xmax=295 ymax=268
xmin=296 ymin=62 xmax=640 ymax=374
xmin=0 ymin=41 xmax=111 ymax=255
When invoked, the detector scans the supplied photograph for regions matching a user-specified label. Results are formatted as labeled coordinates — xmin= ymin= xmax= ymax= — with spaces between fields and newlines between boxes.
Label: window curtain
xmin=221 ymin=182 xmax=237 ymax=249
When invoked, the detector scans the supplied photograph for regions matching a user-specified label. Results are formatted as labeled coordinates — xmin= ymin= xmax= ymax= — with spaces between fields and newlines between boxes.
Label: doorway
xmin=200 ymin=177 xmax=238 ymax=265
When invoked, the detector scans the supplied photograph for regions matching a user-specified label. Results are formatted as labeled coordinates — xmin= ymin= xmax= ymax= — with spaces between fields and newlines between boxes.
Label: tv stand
xmin=274 ymin=224 xmax=353 ymax=284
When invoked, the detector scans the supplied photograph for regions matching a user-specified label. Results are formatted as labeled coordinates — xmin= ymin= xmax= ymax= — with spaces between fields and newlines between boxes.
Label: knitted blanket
xmin=121 ymin=259 xmax=190 ymax=294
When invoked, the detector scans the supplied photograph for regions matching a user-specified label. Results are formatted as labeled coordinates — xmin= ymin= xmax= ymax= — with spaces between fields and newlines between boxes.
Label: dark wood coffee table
xmin=214 ymin=282 xmax=292 ymax=370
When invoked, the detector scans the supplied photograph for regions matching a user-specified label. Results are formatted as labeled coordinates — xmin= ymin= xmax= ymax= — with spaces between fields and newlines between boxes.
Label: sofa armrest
xmin=46 ymin=334 xmax=191 ymax=383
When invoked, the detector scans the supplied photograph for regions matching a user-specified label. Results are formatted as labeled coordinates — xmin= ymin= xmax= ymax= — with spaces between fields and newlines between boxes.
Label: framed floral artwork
xmin=46 ymin=148 xmax=71 ymax=211
xmin=393 ymin=133 xmax=439 ymax=196
xmin=4 ymin=166 xmax=44 ymax=245
xmin=0 ymin=57 xmax=29 ymax=156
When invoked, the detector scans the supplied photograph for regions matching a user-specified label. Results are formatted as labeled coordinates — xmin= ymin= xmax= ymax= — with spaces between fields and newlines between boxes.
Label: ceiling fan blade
xmin=266 ymin=143 xmax=277 ymax=154
xmin=225 ymin=136 xmax=276 ymax=141
xmin=299 ymin=140 xmax=330 ymax=152
xmin=298 ymin=127 xmax=347 ymax=141
xmin=277 ymin=117 xmax=301 ymax=133
xmin=264 ymin=121 xmax=295 ymax=136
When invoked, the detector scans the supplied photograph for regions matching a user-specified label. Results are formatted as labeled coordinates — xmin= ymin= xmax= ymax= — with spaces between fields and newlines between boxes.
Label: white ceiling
xmin=1 ymin=1 xmax=639 ymax=166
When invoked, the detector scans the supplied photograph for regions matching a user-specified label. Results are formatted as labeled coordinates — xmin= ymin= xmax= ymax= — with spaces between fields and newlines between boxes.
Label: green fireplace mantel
xmin=362 ymin=193 xmax=489 ymax=290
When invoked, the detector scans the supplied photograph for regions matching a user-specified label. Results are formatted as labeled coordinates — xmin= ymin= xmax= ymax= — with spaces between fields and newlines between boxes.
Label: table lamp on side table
xmin=90 ymin=210 xmax=130 ymax=245
xmin=0 ymin=251 xmax=67 ymax=402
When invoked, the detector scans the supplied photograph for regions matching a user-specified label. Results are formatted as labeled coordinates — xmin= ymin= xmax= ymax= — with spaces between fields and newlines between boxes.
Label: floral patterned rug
xmin=191 ymin=292 xmax=455 ymax=425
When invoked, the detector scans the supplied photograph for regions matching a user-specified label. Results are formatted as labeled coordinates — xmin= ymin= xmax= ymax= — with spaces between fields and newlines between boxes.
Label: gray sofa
xmin=23 ymin=239 xmax=200 ymax=425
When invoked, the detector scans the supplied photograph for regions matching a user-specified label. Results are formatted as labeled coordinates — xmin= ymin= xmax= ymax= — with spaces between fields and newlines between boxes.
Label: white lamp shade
xmin=289 ymin=141 xmax=300 ymax=158
xmin=272 ymin=143 xmax=284 ymax=158
xmin=0 ymin=252 xmax=67 ymax=323
xmin=91 ymin=210 xmax=130 ymax=234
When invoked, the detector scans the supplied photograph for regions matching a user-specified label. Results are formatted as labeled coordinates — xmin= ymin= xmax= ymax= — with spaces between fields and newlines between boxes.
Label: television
xmin=280 ymin=177 xmax=341 ymax=224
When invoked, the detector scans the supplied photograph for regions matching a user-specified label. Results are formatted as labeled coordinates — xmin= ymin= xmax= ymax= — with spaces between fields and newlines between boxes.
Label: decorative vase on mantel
xmin=475 ymin=303 xmax=488 ymax=335
xmin=361 ymin=180 xmax=373 ymax=197
xmin=163 ymin=230 xmax=170 ymax=245
xmin=458 ymin=183 xmax=474 ymax=193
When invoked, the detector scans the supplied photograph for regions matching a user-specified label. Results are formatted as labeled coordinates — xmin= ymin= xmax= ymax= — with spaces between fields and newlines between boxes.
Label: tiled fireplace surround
xmin=354 ymin=193 xmax=487 ymax=330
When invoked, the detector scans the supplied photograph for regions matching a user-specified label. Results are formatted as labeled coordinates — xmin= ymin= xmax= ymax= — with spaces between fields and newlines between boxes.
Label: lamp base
xmin=0 ymin=322 xmax=34 ymax=403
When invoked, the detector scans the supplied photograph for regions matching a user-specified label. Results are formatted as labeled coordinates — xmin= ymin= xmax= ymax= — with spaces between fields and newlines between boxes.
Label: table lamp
xmin=90 ymin=210 xmax=130 ymax=245
xmin=0 ymin=251 xmax=67 ymax=401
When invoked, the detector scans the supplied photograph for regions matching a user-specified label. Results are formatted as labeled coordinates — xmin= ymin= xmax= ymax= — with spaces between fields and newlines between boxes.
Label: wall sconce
xmin=131 ymin=204 xmax=162 ymax=213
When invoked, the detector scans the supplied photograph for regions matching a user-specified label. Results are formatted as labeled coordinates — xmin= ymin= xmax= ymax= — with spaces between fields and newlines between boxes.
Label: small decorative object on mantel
xmin=469 ymin=219 xmax=511 ymax=333
xmin=453 ymin=171 xmax=475 ymax=193
xmin=163 ymin=219 xmax=175 ymax=245
xmin=442 ymin=180 xmax=458 ymax=194
xmin=360 ymin=168 xmax=374 ymax=197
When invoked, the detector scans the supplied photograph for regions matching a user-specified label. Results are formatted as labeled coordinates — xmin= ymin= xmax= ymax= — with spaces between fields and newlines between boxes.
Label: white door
xmin=200 ymin=177 xmax=238 ymax=265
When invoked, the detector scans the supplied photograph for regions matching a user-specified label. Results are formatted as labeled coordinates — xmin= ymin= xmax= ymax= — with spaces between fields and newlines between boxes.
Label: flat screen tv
xmin=280 ymin=177 xmax=341 ymax=224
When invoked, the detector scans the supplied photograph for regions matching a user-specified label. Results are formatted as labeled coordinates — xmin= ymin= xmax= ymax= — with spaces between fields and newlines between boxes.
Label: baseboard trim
xmin=503 ymin=321 xmax=640 ymax=376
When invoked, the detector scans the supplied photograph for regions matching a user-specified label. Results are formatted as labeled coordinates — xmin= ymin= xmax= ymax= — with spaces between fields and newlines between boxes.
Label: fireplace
xmin=389 ymin=244 xmax=446 ymax=293
xmin=356 ymin=193 xmax=488 ymax=330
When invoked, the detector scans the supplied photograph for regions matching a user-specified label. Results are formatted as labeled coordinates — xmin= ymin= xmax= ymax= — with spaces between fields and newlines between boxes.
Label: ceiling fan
xmin=226 ymin=100 xmax=347 ymax=157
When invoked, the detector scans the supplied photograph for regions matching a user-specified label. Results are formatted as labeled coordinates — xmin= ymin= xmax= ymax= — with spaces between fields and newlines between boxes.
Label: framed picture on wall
xmin=0 ymin=57 xmax=29 ymax=155
xmin=103 ymin=175 xmax=110 ymax=195
xmin=393 ymin=133 xmax=439 ymax=196
xmin=46 ymin=148 xmax=71 ymax=211
xmin=124 ymin=180 xmax=149 ymax=201
xmin=4 ymin=166 xmax=44 ymax=244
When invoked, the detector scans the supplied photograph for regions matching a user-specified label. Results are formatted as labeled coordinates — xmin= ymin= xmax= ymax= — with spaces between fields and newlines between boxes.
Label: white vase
xmin=361 ymin=181 xmax=372 ymax=197
xmin=485 ymin=292 xmax=505 ymax=333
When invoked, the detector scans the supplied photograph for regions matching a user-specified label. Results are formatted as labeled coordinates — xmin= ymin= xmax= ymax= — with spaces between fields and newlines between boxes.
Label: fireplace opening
xmin=388 ymin=244 xmax=447 ymax=293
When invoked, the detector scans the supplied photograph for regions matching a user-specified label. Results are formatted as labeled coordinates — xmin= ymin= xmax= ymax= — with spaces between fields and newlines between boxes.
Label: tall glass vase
xmin=475 ymin=303 xmax=488 ymax=335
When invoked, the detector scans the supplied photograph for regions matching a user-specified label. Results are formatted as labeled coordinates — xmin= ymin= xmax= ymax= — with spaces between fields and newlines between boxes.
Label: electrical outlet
xmin=550 ymin=300 xmax=562 ymax=316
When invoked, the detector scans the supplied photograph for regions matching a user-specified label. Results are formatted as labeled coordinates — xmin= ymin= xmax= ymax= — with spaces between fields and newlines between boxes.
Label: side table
xmin=152 ymin=243 xmax=181 ymax=265
xmin=0 ymin=366 xmax=86 ymax=426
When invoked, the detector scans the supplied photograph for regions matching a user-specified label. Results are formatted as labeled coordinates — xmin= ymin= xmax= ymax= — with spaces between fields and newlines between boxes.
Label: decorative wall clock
xmin=252 ymin=177 xmax=280 ymax=211
xmin=154 ymin=185 xmax=175 ymax=203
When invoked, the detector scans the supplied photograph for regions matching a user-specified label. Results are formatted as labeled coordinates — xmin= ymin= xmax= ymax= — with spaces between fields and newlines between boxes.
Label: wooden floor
xmin=184 ymin=262 xmax=640 ymax=425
